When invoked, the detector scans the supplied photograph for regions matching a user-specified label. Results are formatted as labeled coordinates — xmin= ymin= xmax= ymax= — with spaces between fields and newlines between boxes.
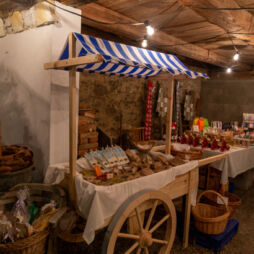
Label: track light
xmin=233 ymin=52 xmax=239 ymax=61
xmin=144 ymin=20 xmax=154 ymax=36
xmin=142 ymin=36 xmax=148 ymax=48
xmin=226 ymin=67 xmax=232 ymax=73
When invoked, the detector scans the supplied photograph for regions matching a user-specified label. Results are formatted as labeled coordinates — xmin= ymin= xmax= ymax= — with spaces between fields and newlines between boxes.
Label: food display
xmin=0 ymin=188 xmax=57 ymax=244
xmin=0 ymin=146 xmax=33 ymax=173
xmin=178 ymin=133 xmax=230 ymax=152
xmin=80 ymin=145 xmax=185 ymax=186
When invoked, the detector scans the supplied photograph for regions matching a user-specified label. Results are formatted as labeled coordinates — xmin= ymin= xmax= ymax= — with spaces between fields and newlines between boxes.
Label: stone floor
xmin=57 ymin=184 xmax=254 ymax=254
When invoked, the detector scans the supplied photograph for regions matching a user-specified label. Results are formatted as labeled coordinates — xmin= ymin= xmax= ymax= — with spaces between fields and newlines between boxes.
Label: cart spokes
xmin=102 ymin=190 xmax=176 ymax=254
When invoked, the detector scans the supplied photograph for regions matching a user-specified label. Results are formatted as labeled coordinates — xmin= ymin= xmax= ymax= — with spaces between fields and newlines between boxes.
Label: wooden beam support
xmin=80 ymin=3 xmax=235 ymax=69
xmin=68 ymin=32 xmax=77 ymax=203
xmin=44 ymin=54 xmax=102 ymax=70
xmin=178 ymin=0 xmax=254 ymax=45
xmin=198 ymin=153 xmax=227 ymax=167
xmin=166 ymin=78 xmax=175 ymax=155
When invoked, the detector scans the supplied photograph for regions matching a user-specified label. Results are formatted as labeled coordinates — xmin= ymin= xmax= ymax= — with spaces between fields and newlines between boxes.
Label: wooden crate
xmin=198 ymin=166 xmax=222 ymax=191
xmin=78 ymin=124 xmax=97 ymax=133
xmin=79 ymin=143 xmax=98 ymax=150
xmin=207 ymin=167 xmax=222 ymax=191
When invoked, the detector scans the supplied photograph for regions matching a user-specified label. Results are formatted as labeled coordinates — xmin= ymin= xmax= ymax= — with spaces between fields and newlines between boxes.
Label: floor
xmin=57 ymin=184 xmax=254 ymax=254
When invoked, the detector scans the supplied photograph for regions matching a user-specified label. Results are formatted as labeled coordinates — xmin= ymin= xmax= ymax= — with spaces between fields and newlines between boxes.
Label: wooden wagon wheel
xmin=102 ymin=190 xmax=176 ymax=254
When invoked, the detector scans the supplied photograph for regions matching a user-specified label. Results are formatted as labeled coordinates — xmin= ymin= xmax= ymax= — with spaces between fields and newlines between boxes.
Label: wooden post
xmin=183 ymin=167 xmax=197 ymax=248
xmin=0 ymin=122 xmax=2 ymax=157
xmin=165 ymin=77 xmax=174 ymax=154
xmin=68 ymin=33 xmax=77 ymax=202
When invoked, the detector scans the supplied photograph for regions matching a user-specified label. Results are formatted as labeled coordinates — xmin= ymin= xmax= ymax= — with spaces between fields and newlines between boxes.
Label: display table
xmin=45 ymin=160 xmax=198 ymax=244
xmin=203 ymin=146 xmax=254 ymax=184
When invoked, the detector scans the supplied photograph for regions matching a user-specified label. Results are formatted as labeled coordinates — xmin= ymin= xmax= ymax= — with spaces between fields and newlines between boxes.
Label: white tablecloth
xmin=44 ymin=160 xmax=198 ymax=244
xmin=203 ymin=146 xmax=254 ymax=184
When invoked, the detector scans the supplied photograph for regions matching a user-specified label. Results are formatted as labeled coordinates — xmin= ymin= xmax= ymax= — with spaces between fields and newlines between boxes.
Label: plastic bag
xmin=11 ymin=187 xmax=30 ymax=224
xmin=0 ymin=214 xmax=16 ymax=243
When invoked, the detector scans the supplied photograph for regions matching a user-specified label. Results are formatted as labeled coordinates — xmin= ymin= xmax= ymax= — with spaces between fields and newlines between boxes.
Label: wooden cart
xmin=44 ymin=33 xmax=226 ymax=253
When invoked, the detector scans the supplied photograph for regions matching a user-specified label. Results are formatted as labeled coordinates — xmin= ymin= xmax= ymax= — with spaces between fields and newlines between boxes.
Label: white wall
xmin=0 ymin=2 xmax=81 ymax=180
xmin=49 ymin=3 xmax=81 ymax=164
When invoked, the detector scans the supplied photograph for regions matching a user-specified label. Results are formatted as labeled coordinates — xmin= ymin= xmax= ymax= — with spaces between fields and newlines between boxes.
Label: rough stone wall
xmin=201 ymin=79 xmax=254 ymax=122
xmin=0 ymin=0 xmax=56 ymax=38
xmin=80 ymin=73 xmax=147 ymax=139
xmin=79 ymin=73 xmax=203 ymax=140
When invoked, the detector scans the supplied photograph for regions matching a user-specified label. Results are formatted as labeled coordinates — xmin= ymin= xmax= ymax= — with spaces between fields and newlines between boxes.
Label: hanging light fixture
xmin=233 ymin=52 xmax=239 ymax=61
xmin=144 ymin=20 xmax=154 ymax=36
xmin=142 ymin=36 xmax=148 ymax=48
xmin=226 ymin=67 xmax=232 ymax=73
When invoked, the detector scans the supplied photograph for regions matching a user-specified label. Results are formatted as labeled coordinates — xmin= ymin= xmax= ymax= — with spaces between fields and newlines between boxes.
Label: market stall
xmin=203 ymin=146 xmax=254 ymax=184
xmin=44 ymin=32 xmax=225 ymax=253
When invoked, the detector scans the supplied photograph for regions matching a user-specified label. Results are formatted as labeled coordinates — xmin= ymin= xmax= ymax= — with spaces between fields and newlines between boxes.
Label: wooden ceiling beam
xmin=178 ymin=0 xmax=254 ymax=44
xmin=80 ymin=3 xmax=251 ymax=70
xmin=60 ymin=0 xmax=98 ymax=7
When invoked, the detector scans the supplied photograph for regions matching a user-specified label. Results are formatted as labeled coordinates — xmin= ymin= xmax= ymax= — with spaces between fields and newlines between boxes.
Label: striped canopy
xmin=59 ymin=32 xmax=208 ymax=79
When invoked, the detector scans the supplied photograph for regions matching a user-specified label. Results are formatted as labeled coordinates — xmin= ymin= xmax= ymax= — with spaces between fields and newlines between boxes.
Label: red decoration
xmin=188 ymin=135 xmax=194 ymax=145
xmin=211 ymin=139 xmax=219 ymax=150
xmin=180 ymin=135 xmax=187 ymax=144
xmin=193 ymin=136 xmax=200 ymax=147
xmin=202 ymin=137 xmax=209 ymax=148
xmin=144 ymin=81 xmax=153 ymax=140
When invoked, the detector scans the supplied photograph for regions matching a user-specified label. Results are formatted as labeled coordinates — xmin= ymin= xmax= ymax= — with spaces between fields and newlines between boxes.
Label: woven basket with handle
xmin=0 ymin=183 xmax=66 ymax=254
xmin=192 ymin=190 xmax=230 ymax=235
xmin=203 ymin=191 xmax=241 ymax=220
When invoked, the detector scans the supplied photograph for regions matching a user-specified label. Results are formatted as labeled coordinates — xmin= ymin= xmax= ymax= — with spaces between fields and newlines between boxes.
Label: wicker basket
xmin=0 ymin=183 xmax=66 ymax=254
xmin=192 ymin=190 xmax=230 ymax=235
xmin=203 ymin=191 xmax=241 ymax=219
xmin=171 ymin=146 xmax=203 ymax=160
xmin=0 ymin=231 xmax=48 ymax=254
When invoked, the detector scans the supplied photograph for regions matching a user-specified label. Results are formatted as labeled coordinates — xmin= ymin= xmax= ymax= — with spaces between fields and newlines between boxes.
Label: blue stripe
xmin=116 ymin=65 xmax=130 ymax=74
xmin=58 ymin=33 xmax=209 ymax=79
xmin=92 ymin=62 xmax=108 ymax=71
xmin=137 ymin=48 xmax=153 ymax=69
xmin=60 ymin=42 xmax=69 ymax=60
xmin=78 ymin=48 xmax=87 ymax=57
xmin=156 ymin=52 xmax=173 ymax=70
xmin=126 ymin=45 xmax=144 ymax=65
xmin=114 ymin=43 xmax=132 ymax=62
xmin=74 ymin=33 xmax=95 ymax=54
xmin=164 ymin=54 xmax=182 ymax=71
xmin=172 ymin=55 xmax=188 ymax=70
xmin=102 ymin=40 xmax=120 ymax=59
xmin=147 ymin=51 xmax=162 ymax=69
xmin=127 ymin=66 xmax=139 ymax=74
xmin=83 ymin=63 xmax=96 ymax=69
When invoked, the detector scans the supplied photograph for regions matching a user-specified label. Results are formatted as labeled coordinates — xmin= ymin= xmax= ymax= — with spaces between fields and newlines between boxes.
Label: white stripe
xmin=142 ymin=49 xmax=161 ymax=70
xmin=169 ymin=55 xmax=189 ymax=71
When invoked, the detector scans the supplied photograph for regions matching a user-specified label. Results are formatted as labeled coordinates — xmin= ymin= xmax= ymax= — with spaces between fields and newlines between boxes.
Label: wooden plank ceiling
xmin=2 ymin=0 xmax=254 ymax=72
xmin=60 ymin=0 xmax=254 ymax=72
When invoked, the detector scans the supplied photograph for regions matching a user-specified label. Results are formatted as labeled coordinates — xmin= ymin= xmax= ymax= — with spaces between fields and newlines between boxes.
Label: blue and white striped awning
xmin=59 ymin=32 xmax=208 ymax=79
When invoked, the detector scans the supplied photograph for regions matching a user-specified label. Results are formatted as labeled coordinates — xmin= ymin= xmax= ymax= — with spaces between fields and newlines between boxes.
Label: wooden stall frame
xmin=44 ymin=32 xmax=226 ymax=250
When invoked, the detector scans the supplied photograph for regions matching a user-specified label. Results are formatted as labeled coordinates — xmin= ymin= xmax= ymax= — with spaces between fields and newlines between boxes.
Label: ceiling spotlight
xmin=144 ymin=20 xmax=154 ymax=36
xmin=142 ymin=37 xmax=148 ymax=48
xmin=226 ymin=67 xmax=232 ymax=73
xmin=233 ymin=52 xmax=239 ymax=61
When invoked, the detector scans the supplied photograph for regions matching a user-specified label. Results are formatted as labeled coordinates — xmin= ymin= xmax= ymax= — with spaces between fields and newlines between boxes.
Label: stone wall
xmin=201 ymin=79 xmax=254 ymax=122
xmin=80 ymin=73 xmax=147 ymax=139
xmin=0 ymin=1 xmax=56 ymax=37
xmin=79 ymin=73 xmax=203 ymax=140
